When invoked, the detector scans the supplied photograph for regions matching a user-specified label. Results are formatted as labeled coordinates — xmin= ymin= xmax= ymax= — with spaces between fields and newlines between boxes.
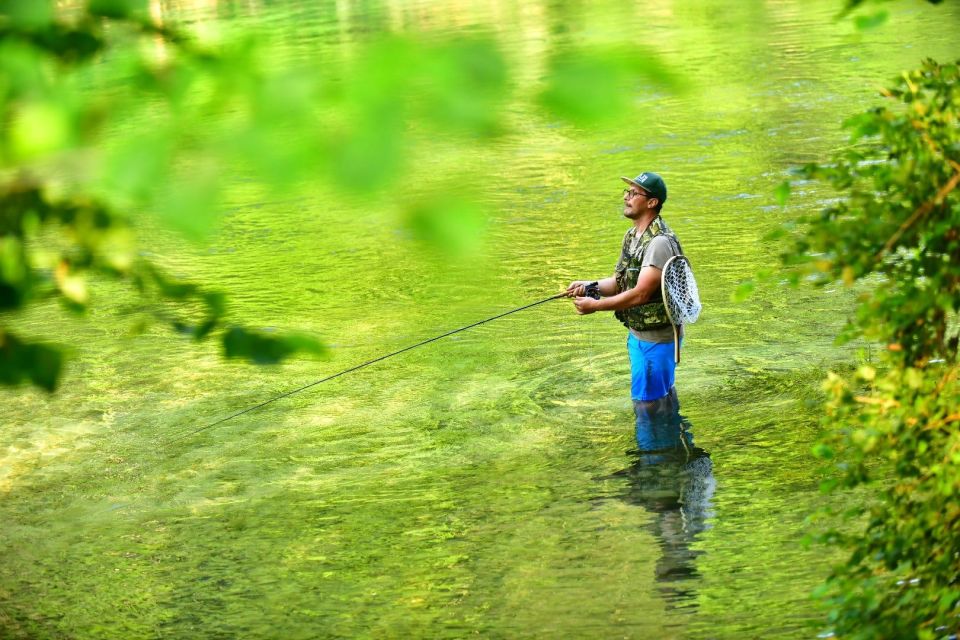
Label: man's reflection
xmin=608 ymin=396 xmax=716 ymax=611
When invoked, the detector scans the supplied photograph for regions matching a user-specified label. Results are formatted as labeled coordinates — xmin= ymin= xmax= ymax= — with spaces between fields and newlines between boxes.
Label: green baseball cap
xmin=621 ymin=171 xmax=667 ymax=204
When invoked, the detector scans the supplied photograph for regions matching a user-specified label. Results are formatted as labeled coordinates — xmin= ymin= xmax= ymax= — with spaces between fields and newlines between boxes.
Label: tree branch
xmin=878 ymin=164 xmax=960 ymax=259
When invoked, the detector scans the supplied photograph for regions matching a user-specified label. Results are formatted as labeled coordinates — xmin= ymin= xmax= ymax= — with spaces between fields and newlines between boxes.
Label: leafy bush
xmin=783 ymin=59 xmax=959 ymax=639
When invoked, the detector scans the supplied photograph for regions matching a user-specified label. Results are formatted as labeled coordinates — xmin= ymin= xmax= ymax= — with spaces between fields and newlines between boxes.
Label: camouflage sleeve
xmin=641 ymin=235 xmax=677 ymax=270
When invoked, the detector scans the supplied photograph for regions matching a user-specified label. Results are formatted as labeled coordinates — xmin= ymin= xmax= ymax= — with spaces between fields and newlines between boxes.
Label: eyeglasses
xmin=623 ymin=189 xmax=649 ymax=199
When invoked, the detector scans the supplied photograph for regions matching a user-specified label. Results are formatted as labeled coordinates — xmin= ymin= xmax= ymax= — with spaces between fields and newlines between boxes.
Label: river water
xmin=2 ymin=1 xmax=959 ymax=638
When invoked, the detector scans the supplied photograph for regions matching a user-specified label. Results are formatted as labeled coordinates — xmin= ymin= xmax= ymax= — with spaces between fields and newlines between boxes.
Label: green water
xmin=3 ymin=1 xmax=959 ymax=638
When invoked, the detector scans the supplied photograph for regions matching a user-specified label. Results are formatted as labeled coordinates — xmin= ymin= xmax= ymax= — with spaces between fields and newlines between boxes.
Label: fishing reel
xmin=583 ymin=281 xmax=601 ymax=300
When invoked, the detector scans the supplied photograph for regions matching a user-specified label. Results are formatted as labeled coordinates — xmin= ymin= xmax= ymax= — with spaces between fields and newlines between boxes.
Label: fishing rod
xmin=166 ymin=291 xmax=577 ymax=445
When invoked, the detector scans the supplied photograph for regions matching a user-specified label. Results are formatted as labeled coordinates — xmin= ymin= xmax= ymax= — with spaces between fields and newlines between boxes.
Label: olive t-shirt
xmin=625 ymin=234 xmax=680 ymax=344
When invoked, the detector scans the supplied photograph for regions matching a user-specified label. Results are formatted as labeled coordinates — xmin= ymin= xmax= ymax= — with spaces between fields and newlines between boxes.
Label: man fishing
xmin=566 ymin=171 xmax=688 ymax=450
xmin=175 ymin=171 xmax=693 ymax=446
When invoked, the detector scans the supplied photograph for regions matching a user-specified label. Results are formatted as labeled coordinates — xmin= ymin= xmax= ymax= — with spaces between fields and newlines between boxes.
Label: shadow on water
xmin=599 ymin=392 xmax=716 ymax=614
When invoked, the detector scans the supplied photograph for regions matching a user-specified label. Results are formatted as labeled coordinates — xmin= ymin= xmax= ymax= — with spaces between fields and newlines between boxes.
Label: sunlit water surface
xmin=2 ymin=1 xmax=959 ymax=638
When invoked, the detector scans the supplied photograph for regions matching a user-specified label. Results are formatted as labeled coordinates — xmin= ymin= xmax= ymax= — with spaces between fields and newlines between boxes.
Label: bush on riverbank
xmin=784 ymin=58 xmax=959 ymax=639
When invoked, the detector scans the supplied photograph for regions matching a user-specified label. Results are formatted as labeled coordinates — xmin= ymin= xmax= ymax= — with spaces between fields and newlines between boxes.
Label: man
xmin=566 ymin=171 xmax=687 ymax=450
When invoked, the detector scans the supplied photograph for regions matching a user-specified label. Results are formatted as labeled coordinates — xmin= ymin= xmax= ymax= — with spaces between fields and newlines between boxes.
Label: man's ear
xmin=648 ymin=198 xmax=660 ymax=210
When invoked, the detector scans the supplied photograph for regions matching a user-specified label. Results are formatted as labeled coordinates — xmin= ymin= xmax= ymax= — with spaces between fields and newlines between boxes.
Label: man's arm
xmin=573 ymin=266 xmax=660 ymax=315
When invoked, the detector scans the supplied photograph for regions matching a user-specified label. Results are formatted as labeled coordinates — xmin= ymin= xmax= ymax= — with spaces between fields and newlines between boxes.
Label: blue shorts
xmin=627 ymin=334 xmax=677 ymax=401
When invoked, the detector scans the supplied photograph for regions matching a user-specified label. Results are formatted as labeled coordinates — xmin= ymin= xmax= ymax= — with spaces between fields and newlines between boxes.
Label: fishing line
xmin=165 ymin=292 xmax=569 ymax=445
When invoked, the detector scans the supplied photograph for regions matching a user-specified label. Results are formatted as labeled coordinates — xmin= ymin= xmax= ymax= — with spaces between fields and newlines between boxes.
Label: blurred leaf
xmin=819 ymin=478 xmax=839 ymax=493
xmin=203 ymin=291 xmax=226 ymax=317
xmin=329 ymin=127 xmax=404 ymax=192
xmin=774 ymin=181 xmax=791 ymax=206
xmin=154 ymin=171 xmax=221 ymax=240
xmin=349 ymin=37 xmax=416 ymax=109
xmin=25 ymin=342 xmax=62 ymax=391
xmin=35 ymin=24 xmax=104 ymax=62
xmin=0 ymin=43 xmax=44 ymax=108
xmin=404 ymin=197 xmax=487 ymax=256
xmin=0 ymin=235 xmax=29 ymax=310
xmin=420 ymin=38 xmax=508 ymax=136
xmin=233 ymin=69 xmax=328 ymax=190
xmin=841 ymin=265 xmax=855 ymax=286
xmin=843 ymin=112 xmax=881 ymax=140
xmin=328 ymin=38 xmax=413 ymax=192
xmin=904 ymin=368 xmax=922 ymax=389
xmin=54 ymin=260 xmax=88 ymax=308
xmin=731 ymin=279 xmax=755 ymax=302
xmin=132 ymin=55 xmax=200 ymax=106
xmin=86 ymin=0 xmax=147 ymax=19
xmin=763 ymin=226 xmax=789 ymax=241
xmin=621 ymin=49 xmax=687 ymax=91
xmin=539 ymin=53 xmax=630 ymax=124
xmin=101 ymin=133 xmax=175 ymax=204
xmin=0 ymin=281 xmax=21 ymax=310
xmin=853 ymin=10 xmax=889 ymax=30
xmin=252 ymin=68 xmax=322 ymax=128
xmin=9 ymin=100 xmax=74 ymax=160
xmin=147 ymin=267 xmax=198 ymax=300
xmin=0 ymin=0 xmax=54 ymax=28
xmin=539 ymin=47 xmax=683 ymax=125
xmin=838 ymin=0 xmax=870 ymax=18
xmin=192 ymin=317 xmax=218 ymax=340
xmin=812 ymin=443 xmax=835 ymax=460
xmin=281 ymin=333 xmax=327 ymax=358
xmin=0 ymin=330 xmax=63 ymax=391
xmin=96 ymin=227 xmax=136 ymax=273
xmin=223 ymin=327 xmax=326 ymax=365
xmin=229 ymin=128 xmax=316 ymax=192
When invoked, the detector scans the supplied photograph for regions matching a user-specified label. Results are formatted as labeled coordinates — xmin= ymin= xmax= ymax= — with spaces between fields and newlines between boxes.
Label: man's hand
xmin=565 ymin=280 xmax=590 ymax=297
xmin=573 ymin=296 xmax=598 ymax=315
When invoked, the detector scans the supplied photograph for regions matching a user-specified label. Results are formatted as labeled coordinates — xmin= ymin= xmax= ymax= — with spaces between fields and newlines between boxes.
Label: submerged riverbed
xmin=2 ymin=1 xmax=959 ymax=638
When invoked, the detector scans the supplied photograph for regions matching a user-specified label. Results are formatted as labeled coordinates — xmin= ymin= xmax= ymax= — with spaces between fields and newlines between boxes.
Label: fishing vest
xmin=613 ymin=216 xmax=681 ymax=332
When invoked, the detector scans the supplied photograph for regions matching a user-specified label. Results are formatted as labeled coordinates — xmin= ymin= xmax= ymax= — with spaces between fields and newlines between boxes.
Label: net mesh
xmin=662 ymin=256 xmax=702 ymax=325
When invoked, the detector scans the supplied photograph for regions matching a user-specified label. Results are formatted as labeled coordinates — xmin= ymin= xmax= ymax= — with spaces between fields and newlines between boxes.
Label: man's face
xmin=623 ymin=186 xmax=655 ymax=219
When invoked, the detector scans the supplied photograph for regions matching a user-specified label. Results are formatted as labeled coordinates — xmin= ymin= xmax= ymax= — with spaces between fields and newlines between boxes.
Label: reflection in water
xmin=607 ymin=398 xmax=716 ymax=613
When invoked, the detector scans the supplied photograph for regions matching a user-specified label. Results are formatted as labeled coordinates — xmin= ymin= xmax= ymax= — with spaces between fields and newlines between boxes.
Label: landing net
xmin=662 ymin=256 xmax=702 ymax=326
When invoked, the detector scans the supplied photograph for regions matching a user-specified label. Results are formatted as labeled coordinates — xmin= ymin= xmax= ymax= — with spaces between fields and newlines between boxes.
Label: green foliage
xmin=0 ymin=0 xmax=325 ymax=386
xmin=404 ymin=195 xmax=487 ymax=257
xmin=783 ymin=59 xmax=960 ymax=639
xmin=0 ymin=1 xmax=683 ymax=392
xmin=0 ymin=330 xmax=62 ymax=390
xmin=774 ymin=180 xmax=792 ymax=206
xmin=223 ymin=327 xmax=326 ymax=365
xmin=789 ymin=59 xmax=959 ymax=364
xmin=841 ymin=0 xmax=945 ymax=18
xmin=86 ymin=0 xmax=148 ymax=20
xmin=853 ymin=10 xmax=889 ymax=30
xmin=840 ymin=1 xmax=945 ymax=32
xmin=539 ymin=47 xmax=684 ymax=125
xmin=814 ymin=365 xmax=960 ymax=639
